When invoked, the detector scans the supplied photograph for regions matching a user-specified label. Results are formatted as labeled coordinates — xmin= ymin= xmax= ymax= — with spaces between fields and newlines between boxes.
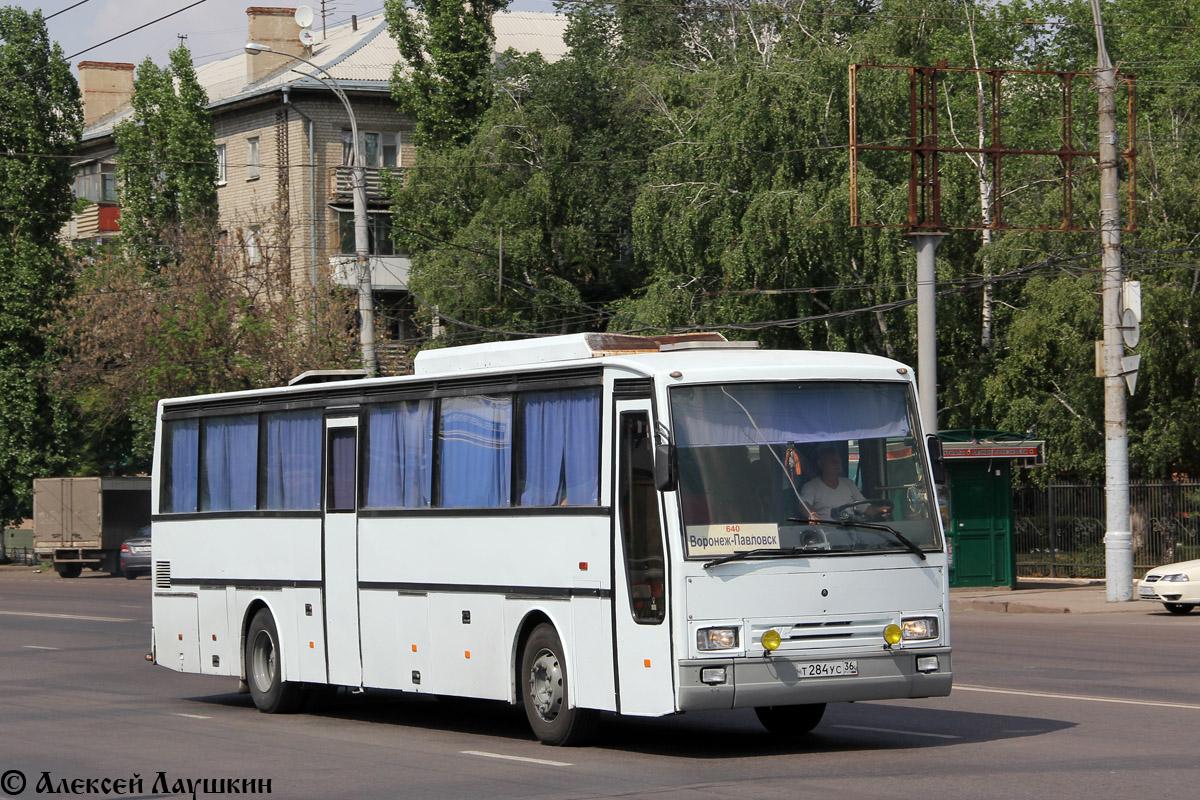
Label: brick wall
xmin=212 ymin=89 xmax=416 ymax=292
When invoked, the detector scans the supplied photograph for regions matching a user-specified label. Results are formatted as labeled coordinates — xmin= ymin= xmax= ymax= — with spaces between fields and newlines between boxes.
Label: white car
xmin=1138 ymin=559 xmax=1200 ymax=614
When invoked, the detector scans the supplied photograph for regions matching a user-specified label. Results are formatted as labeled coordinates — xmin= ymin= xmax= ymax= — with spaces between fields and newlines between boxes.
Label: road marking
xmin=833 ymin=724 xmax=961 ymax=740
xmin=956 ymin=684 xmax=1200 ymax=711
xmin=172 ymin=713 xmax=212 ymax=720
xmin=119 ymin=604 xmax=143 ymax=609
xmin=22 ymin=645 xmax=60 ymax=651
xmin=0 ymin=610 xmax=133 ymax=623
xmin=461 ymin=751 xmax=573 ymax=767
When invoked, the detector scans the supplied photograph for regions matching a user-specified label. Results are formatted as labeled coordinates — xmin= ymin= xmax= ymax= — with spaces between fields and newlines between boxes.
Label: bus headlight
xmin=696 ymin=627 xmax=740 ymax=651
xmin=900 ymin=617 xmax=939 ymax=640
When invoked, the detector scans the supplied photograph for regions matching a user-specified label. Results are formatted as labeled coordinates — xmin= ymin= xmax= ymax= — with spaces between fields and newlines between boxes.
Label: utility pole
xmin=908 ymin=234 xmax=945 ymax=433
xmin=1091 ymin=0 xmax=1132 ymax=602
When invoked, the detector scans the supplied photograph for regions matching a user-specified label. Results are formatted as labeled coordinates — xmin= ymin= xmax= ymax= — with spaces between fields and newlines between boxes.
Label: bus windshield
xmin=669 ymin=381 xmax=940 ymax=559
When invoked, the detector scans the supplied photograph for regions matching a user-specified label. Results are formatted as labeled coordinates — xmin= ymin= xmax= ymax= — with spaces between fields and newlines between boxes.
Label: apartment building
xmin=67 ymin=6 xmax=568 ymax=366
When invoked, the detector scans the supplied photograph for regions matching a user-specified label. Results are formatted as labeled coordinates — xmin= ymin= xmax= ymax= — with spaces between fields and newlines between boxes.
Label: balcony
xmin=67 ymin=203 xmax=120 ymax=240
xmin=328 ymin=166 xmax=391 ymax=203
xmin=330 ymin=255 xmax=411 ymax=292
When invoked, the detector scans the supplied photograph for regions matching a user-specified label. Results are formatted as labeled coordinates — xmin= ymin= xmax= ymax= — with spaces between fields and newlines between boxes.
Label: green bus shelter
xmin=938 ymin=430 xmax=1045 ymax=588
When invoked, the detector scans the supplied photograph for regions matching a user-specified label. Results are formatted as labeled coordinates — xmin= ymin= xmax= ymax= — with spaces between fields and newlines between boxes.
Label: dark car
xmin=119 ymin=525 xmax=152 ymax=579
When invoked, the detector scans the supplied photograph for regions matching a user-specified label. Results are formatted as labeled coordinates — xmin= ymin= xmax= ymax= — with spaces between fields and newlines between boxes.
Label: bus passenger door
xmin=324 ymin=416 xmax=362 ymax=687
xmin=612 ymin=404 xmax=676 ymax=716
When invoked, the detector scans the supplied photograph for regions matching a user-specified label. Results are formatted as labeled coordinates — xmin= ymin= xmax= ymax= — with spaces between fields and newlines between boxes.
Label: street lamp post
xmin=245 ymin=42 xmax=378 ymax=376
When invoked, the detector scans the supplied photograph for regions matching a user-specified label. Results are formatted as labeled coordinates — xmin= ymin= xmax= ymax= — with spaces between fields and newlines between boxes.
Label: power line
xmin=45 ymin=0 xmax=97 ymax=22
xmin=64 ymin=0 xmax=209 ymax=61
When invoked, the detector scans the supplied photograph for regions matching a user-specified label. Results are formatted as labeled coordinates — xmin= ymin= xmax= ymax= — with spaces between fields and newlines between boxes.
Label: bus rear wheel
xmin=755 ymin=703 xmax=826 ymax=735
xmin=520 ymin=624 xmax=597 ymax=746
xmin=245 ymin=608 xmax=304 ymax=714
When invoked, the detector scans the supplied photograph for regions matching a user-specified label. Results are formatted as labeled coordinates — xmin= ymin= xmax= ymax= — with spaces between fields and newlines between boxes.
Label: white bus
xmin=150 ymin=333 xmax=952 ymax=745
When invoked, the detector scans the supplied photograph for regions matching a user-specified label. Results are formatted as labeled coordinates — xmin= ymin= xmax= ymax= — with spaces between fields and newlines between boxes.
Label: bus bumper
xmin=676 ymin=647 xmax=952 ymax=711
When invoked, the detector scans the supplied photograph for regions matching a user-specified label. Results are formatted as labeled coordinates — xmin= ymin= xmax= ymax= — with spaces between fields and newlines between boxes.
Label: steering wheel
xmin=832 ymin=499 xmax=894 ymax=522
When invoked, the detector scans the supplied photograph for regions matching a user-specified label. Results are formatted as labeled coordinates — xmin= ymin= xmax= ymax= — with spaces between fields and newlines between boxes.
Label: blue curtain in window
xmin=439 ymin=395 xmax=512 ymax=508
xmin=672 ymin=383 xmax=911 ymax=448
xmin=264 ymin=410 xmax=322 ymax=510
xmin=365 ymin=400 xmax=433 ymax=508
xmin=163 ymin=419 xmax=199 ymax=513
xmin=519 ymin=388 xmax=600 ymax=506
xmin=201 ymin=414 xmax=258 ymax=511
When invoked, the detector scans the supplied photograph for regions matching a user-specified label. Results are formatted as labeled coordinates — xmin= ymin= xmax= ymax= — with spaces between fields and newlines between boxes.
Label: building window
xmin=74 ymin=161 xmax=117 ymax=203
xmin=216 ymin=144 xmax=227 ymax=185
xmin=215 ymin=230 xmax=230 ymax=264
xmin=337 ymin=211 xmax=394 ymax=255
xmin=342 ymin=130 xmax=399 ymax=168
xmin=246 ymin=137 xmax=260 ymax=180
xmin=246 ymin=225 xmax=262 ymax=266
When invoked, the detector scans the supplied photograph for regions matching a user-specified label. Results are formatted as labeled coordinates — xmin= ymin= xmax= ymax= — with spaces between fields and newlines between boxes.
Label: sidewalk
xmin=951 ymin=580 xmax=1152 ymax=615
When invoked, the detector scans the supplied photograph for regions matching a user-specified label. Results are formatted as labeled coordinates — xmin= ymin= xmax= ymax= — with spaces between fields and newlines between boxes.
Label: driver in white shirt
xmin=800 ymin=446 xmax=886 ymax=520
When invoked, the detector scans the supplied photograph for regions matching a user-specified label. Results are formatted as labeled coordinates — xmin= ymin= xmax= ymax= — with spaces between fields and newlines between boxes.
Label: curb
xmin=951 ymin=599 xmax=1069 ymax=615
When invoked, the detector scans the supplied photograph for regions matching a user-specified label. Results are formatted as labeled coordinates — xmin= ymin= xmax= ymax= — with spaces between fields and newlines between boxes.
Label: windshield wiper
xmin=703 ymin=547 xmax=818 ymax=569
xmin=788 ymin=517 xmax=927 ymax=561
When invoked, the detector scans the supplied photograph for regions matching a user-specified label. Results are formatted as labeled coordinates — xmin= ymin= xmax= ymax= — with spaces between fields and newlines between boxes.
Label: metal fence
xmin=1014 ymin=483 xmax=1200 ymax=578
xmin=0 ymin=547 xmax=41 ymax=566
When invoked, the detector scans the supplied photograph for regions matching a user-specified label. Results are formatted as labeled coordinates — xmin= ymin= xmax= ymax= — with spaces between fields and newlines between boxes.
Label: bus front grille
xmin=750 ymin=617 xmax=894 ymax=650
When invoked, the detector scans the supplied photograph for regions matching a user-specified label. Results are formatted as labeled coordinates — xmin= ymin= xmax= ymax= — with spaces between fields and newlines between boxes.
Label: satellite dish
xmin=294 ymin=5 xmax=315 ymax=28
xmin=299 ymin=28 xmax=316 ymax=47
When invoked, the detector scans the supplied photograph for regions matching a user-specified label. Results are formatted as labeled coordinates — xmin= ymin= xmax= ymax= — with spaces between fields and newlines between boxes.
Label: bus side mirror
xmin=655 ymin=444 xmax=678 ymax=492
xmin=926 ymin=434 xmax=947 ymax=485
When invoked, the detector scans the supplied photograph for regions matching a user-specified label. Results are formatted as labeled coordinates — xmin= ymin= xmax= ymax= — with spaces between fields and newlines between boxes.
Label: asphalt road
xmin=1 ymin=569 xmax=1197 ymax=800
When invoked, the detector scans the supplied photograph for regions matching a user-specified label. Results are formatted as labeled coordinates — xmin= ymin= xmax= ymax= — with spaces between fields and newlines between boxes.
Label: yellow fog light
xmin=883 ymin=624 xmax=903 ymax=646
xmin=761 ymin=630 xmax=782 ymax=651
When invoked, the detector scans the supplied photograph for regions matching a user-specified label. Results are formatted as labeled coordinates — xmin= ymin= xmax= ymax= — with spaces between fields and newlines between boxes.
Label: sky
xmin=16 ymin=0 xmax=558 ymax=72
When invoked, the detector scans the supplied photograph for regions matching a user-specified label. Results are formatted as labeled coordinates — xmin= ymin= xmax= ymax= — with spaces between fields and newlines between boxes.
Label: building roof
xmin=82 ymin=10 xmax=569 ymax=142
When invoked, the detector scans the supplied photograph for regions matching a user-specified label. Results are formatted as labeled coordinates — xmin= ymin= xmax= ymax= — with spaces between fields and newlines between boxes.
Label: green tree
xmin=386 ymin=0 xmax=512 ymax=146
xmin=390 ymin=8 xmax=660 ymax=340
xmin=0 ymin=7 xmax=82 ymax=548
xmin=114 ymin=44 xmax=217 ymax=264
xmin=390 ymin=0 xmax=1200 ymax=481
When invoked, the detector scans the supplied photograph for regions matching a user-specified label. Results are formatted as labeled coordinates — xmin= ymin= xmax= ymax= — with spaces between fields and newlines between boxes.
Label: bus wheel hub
xmin=529 ymin=649 xmax=563 ymax=721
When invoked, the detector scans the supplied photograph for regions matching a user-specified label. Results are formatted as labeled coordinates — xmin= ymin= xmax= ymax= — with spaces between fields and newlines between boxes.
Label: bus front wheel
xmin=245 ymin=608 xmax=304 ymax=714
xmin=755 ymin=703 xmax=826 ymax=735
xmin=520 ymin=624 xmax=597 ymax=746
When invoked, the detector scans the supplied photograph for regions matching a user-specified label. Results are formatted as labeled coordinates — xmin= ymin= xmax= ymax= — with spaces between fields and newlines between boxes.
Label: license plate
xmin=1138 ymin=584 xmax=1158 ymax=598
xmin=800 ymin=660 xmax=858 ymax=678
xmin=131 ymin=546 xmax=150 ymax=554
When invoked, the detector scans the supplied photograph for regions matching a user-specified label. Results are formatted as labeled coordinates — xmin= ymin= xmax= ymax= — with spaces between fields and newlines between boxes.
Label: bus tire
xmin=754 ymin=703 xmax=826 ymax=735
xmin=520 ymin=623 xmax=597 ymax=746
xmin=56 ymin=564 xmax=82 ymax=579
xmin=245 ymin=608 xmax=303 ymax=714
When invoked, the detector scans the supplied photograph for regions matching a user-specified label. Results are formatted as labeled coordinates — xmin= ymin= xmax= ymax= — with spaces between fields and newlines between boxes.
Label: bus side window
xmin=618 ymin=412 xmax=666 ymax=624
